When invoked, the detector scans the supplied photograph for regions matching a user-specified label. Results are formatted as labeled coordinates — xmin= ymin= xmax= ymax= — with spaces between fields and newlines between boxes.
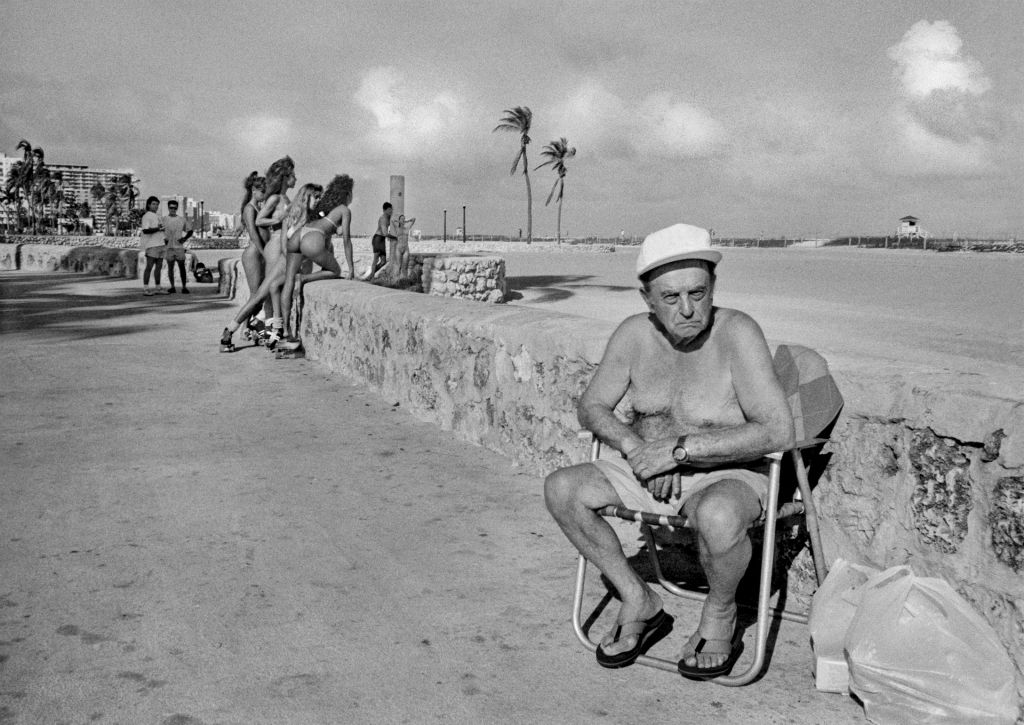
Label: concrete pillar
xmin=389 ymin=175 xmax=405 ymax=219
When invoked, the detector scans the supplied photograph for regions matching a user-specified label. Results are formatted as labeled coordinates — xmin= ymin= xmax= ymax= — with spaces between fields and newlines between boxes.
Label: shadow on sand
xmin=0 ymin=273 xmax=230 ymax=342
xmin=506 ymin=274 xmax=635 ymax=304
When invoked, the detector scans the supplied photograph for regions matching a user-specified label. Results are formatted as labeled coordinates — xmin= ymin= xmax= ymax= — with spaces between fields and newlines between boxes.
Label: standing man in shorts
xmin=544 ymin=223 xmax=793 ymax=679
xmin=161 ymin=199 xmax=193 ymax=294
xmin=366 ymin=201 xmax=393 ymax=280
xmin=139 ymin=196 xmax=167 ymax=295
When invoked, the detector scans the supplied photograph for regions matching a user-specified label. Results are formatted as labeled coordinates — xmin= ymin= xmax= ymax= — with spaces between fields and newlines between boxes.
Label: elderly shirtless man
xmin=545 ymin=223 xmax=793 ymax=680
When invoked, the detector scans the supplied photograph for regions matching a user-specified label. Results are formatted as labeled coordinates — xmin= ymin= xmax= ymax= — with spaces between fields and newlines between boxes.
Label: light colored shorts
xmin=164 ymin=247 xmax=186 ymax=261
xmin=144 ymin=247 xmax=165 ymax=260
xmin=592 ymin=454 xmax=769 ymax=519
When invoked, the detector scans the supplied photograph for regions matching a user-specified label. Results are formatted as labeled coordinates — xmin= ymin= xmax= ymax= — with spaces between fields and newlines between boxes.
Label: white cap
xmin=635 ymin=224 xmax=721 ymax=279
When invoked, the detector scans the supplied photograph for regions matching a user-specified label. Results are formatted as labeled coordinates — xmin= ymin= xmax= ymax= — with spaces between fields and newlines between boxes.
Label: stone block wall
xmin=0 ymin=233 xmax=240 ymax=251
xmin=2 ymin=244 xmax=203 ymax=280
xmin=294 ymin=280 xmax=1024 ymax=700
xmin=423 ymin=256 xmax=507 ymax=302
xmin=299 ymin=281 xmax=608 ymax=471
xmin=0 ymin=243 xmax=18 ymax=271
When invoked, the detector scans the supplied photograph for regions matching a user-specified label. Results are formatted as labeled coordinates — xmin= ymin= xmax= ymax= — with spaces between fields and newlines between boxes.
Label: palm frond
xmin=545 ymin=178 xmax=560 ymax=206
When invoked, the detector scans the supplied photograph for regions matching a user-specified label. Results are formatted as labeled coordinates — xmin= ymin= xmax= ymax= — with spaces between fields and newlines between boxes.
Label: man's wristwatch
xmin=672 ymin=435 xmax=689 ymax=463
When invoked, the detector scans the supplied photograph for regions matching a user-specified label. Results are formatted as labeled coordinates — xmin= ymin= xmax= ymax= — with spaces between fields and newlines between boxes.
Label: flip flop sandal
xmin=676 ymin=629 xmax=744 ymax=681
xmin=595 ymin=609 xmax=674 ymax=669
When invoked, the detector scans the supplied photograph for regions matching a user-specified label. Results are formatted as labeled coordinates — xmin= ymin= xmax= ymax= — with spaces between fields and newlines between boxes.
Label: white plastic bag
xmin=807 ymin=558 xmax=880 ymax=693
xmin=845 ymin=566 xmax=1018 ymax=725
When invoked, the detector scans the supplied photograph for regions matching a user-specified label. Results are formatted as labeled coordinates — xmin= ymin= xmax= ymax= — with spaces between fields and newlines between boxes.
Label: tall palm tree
xmin=535 ymin=137 xmax=577 ymax=245
xmin=0 ymin=187 xmax=18 ymax=233
xmin=493 ymin=106 xmax=533 ymax=243
xmin=106 ymin=174 xmax=139 ymax=234
xmin=14 ymin=140 xmax=39 ymax=232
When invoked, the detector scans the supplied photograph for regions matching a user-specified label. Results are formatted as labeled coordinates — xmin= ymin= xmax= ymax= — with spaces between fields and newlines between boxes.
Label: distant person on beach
xmin=162 ymin=200 xmax=193 ymax=294
xmin=252 ymin=156 xmax=296 ymax=345
xmin=366 ymin=202 xmax=393 ymax=279
xmin=139 ymin=196 xmax=167 ymax=295
xmin=239 ymin=172 xmax=269 ymax=337
xmin=544 ymin=223 xmax=793 ymax=679
xmin=393 ymin=213 xmax=416 ymax=279
xmin=218 ymin=183 xmax=324 ymax=353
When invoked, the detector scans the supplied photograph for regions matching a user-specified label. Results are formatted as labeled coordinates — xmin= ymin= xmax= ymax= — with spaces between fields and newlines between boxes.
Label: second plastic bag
xmin=844 ymin=566 xmax=1018 ymax=725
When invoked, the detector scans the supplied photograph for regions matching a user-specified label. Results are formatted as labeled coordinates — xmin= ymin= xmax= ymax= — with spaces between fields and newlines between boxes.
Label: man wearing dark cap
xmin=545 ymin=223 xmax=794 ymax=679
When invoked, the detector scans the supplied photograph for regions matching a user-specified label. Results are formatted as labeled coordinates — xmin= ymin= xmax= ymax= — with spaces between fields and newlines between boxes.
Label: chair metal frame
xmin=571 ymin=348 xmax=838 ymax=686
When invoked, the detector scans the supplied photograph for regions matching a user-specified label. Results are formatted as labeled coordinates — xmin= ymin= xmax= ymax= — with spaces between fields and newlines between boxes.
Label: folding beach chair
xmin=571 ymin=344 xmax=843 ymax=686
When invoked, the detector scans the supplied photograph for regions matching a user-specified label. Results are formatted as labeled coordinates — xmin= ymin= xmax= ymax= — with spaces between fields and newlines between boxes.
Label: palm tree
xmin=535 ymin=137 xmax=577 ymax=245
xmin=0 ymin=187 xmax=18 ymax=233
xmin=493 ymin=106 xmax=534 ymax=243
xmin=14 ymin=140 xmax=39 ymax=232
xmin=105 ymin=174 xmax=139 ymax=234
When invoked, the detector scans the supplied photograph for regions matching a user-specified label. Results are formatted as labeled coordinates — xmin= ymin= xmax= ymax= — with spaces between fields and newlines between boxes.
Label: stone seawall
xmin=295 ymin=280 xmax=1024 ymax=697
xmin=0 ymin=234 xmax=241 ymax=250
xmin=1 ymin=243 xmax=198 ymax=278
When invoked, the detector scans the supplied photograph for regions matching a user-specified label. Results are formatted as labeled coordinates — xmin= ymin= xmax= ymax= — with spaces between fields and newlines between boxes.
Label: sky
xmin=2 ymin=0 xmax=1022 ymax=238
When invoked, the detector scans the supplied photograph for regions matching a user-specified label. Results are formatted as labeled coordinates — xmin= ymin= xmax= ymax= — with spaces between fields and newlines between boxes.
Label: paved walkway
xmin=0 ymin=271 xmax=865 ymax=725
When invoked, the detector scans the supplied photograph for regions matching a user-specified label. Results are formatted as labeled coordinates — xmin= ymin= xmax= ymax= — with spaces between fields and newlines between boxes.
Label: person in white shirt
xmin=161 ymin=199 xmax=194 ymax=293
xmin=139 ymin=196 xmax=167 ymax=295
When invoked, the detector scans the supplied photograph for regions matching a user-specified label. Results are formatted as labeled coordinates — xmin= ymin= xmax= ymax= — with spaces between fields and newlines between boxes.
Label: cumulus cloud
xmin=884 ymin=20 xmax=996 ymax=175
xmin=355 ymin=66 xmax=466 ymax=158
xmin=889 ymin=20 xmax=991 ymax=98
xmin=551 ymin=79 xmax=726 ymax=160
xmin=230 ymin=116 xmax=292 ymax=153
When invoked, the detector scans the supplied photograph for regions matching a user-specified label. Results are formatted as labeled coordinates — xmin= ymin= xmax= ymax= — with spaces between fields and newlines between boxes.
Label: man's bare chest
xmin=627 ymin=347 xmax=742 ymax=424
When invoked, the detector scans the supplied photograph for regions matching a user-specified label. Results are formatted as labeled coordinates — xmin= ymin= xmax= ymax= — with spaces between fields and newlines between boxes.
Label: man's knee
xmin=690 ymin=481 xmax=760 ymax=552
xmin=545 ymin=463 xmax=618 ymax=519
xmin=544 ymin=466 xmax=580 ymax=516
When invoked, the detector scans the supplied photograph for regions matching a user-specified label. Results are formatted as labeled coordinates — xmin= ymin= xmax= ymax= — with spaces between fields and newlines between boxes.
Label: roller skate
xmin=241 ymin=318 xmax=265 ymax=343
xmin=275 ymin=338 xmax=305 ymax=359
xmin=264 ymin=326 xmax=284 ymax=351
xmin=219 ymin=327 xmax=236 ymax=353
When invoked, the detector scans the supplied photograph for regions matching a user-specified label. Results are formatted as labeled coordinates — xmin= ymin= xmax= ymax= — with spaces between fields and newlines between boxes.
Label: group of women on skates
xmin=219 ymin=156 xmax=355 ymax=355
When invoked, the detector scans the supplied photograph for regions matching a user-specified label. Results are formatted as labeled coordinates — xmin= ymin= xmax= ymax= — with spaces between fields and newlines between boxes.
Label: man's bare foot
xmin=678 ymin=600 xmax=739 ymax=671
xmin=598 ymin=589 xmax=665 ymax=657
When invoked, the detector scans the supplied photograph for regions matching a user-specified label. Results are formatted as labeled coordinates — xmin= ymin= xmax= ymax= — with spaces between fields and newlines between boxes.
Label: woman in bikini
xmin=277 ymin=174 xmax=355 ymax=350
xmin=252 ymin=156 xmax=296 ymax=344
xmin=238 ymin=172 xmax=268 ymax=340
xmin=219 ymin=183 xmax=323 ymax=353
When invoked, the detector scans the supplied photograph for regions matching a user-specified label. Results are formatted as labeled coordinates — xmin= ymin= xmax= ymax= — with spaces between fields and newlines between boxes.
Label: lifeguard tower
xmin=896 ymin=215 xmax=929 ymax=245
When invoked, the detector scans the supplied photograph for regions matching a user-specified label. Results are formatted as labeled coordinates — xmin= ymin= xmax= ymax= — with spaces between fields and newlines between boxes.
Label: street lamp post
xmin=200 ymin=200 xmax=205 ymax=239
xmin=443 ymin=209 xmax=447 ymax=243
xmin=462 ymin=205 xmax=466 ymax=244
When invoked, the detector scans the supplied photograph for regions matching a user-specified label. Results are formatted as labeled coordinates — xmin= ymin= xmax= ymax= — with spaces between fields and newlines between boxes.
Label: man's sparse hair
xmin=313 ymin=175 xmax=354 ymax=217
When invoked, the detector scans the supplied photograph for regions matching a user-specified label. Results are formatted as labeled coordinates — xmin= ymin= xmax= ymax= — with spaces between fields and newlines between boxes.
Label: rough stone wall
xmin=0 ymin=234 xmax=240 ymax=250
xmin=423 ymin=256 xmax=507 ymax=302
xmin=5 ymin=244 xmax=204 ymax=279
xmin=0 ymin=243 xmax=18 ymax=271
xmin=810 ymin=373 xmax=1024 ymax=698
xmin=299 ymin=281 xmax=610 ymax=471
xmin=295 ymin=281 xmax=1024 ymax=698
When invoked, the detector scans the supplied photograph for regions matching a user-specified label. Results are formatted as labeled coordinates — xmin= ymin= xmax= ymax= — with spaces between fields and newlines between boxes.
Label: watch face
xmin=673 ymin=446 xmax=686 ymax=462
